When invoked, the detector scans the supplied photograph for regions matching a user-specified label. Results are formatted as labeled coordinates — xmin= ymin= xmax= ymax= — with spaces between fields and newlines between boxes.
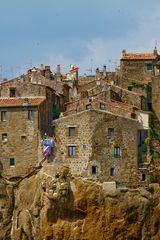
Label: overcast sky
xmin=0 ymin=0 xmax=160 ymax=79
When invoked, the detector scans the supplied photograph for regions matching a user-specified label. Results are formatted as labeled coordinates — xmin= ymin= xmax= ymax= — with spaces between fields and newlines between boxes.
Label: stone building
xmin=0 ymin=97 xmax=47 ymax=179
xmin=0 ymin=70 xmax=64 ymax=179
xmin=65 ymin=81 xmax=147 ymax=116
xmin=152 ymin=75 xmax=160 ymax=121
xmin=53 ymin=108 xmax=149 ymax=187
xmin=119 ymin=49 xmax=158 ymax=89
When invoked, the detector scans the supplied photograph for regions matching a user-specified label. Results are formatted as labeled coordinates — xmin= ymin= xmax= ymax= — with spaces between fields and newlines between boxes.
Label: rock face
xmin=1 ymin=167 xmax=160 ymax=240
xmin=0 ymin=177 xmax=13 ymax=240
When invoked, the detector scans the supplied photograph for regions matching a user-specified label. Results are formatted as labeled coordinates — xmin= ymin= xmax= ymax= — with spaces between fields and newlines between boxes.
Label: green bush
xmin=150 ymin=175 xmax=157 ymax=183
xmin=147 ymin=185 xmax=154 ymax=194
xmin=128 ymin=81 xmax=145 ymax=90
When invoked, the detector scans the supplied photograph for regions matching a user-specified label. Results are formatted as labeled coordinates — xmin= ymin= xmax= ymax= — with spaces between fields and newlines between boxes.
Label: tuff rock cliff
xmin=1 ymin=166 xmax=160 ymax=240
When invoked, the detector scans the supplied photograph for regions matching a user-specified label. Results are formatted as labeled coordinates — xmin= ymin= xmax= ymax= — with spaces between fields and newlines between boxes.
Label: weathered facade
xmin=0 ymin=98 xmax=46 ymax=179
xmin=54 ymin=109 xmax=149 ymax=186
xmin=119 ymin=49 xmax=158 ymax=89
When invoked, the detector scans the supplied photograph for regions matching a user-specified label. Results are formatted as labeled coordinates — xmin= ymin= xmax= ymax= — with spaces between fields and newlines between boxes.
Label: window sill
xmin=114 ymin=155 xmax=121 ymax=158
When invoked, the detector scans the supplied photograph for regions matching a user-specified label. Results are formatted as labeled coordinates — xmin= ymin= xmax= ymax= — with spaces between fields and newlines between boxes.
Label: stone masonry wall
xmin=54 ymin=111 xmax=93 ymax=176
xmin=90 ymin=110 xmax=139 ymax=184
xmin=152 ymin=76 xmax=160 ymax=121
xmin=54 ymin=110 xmax=139 ymax=185
xmin=0 ymin=107 xmax=40 ymax=179
xmin=120 ymin=60 xmax=154 ymax=88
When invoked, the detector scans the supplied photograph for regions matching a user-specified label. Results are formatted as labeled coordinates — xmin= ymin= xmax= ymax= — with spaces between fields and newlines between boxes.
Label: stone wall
xmin=54 ymin=110 xmax=139 ymax=185
xmin=0 ymin=106 xmax=40 ymax=179
xmin=120 ymin=60 xmax=155 ymax=88
xmin=152 ymin=76 xmax=160 ymax=121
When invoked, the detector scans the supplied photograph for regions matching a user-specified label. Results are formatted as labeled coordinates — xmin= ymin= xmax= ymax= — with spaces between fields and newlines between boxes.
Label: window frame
xmin=114 ymin=147 xmax=121 ymax=157
xmin=2 ymin=133 xmax=7 ymax=142
xmin=9 ymin=88 xmax=16 ymax=97
xmin=100 ymin=102 xmax=106 ymax=110
xmin=146 ymin=63 xmax=153 ymax=72
xmin=1 ymin=111 xmax=6 ymax=121
xmin=68 ymin=145 xmax=76 ymax=157
xmin=108 ymin=128 xmax=114 ymax=138
xmin=86 ymin=104 xmax=92 ymax=110
xmin=110 ymin=167 xmax=116 ymax=176
xmin=28 ymin=110 xmax=34 ymax=121
xmin=69 ymin=127 xmax=75 ymax=137
xmin=10 ymin=158 xmax=15 ymax=167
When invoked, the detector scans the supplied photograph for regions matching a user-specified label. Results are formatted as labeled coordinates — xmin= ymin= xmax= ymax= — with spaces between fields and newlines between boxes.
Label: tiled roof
xmin=121 ymin=53 xmax=157 ymax=60
xmin=0 ymin=97 xmax=46 ymax=107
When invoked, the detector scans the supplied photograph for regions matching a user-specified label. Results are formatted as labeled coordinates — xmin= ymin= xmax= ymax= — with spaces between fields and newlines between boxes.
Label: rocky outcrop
xmin=1 ymin=166 xmax=160 ymax=239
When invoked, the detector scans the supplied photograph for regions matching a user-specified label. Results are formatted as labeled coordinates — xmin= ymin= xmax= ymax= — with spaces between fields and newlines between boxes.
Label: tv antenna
xmin=85 ymin=58 xmax=94 ymax=75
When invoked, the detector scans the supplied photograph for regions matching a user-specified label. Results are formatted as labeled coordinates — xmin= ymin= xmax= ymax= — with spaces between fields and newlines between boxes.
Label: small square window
xmin=100 ymin=102 xmax=106 ymax=110
xmin=146 ymin=63 xmax=153 ymax=71
xmin=68 ymin=145 xmax=76 ymax=157
xmin=86 ymin=104 xmax=92 ymax=110
xmin=10 ymin=158 xmax=15 ymax=167
xmin=21 ymin=135 xmax=27 ymax=141
xmin=108 ymin=128 xmax=114 ymax=138
xmin=2 ymin=133 xmax=7 ymax=142
xmin=10 ymin=88 xmax=16 ymax=97
xmin=69 ymin=127 xmax=75 ymax=137
xmin=110 ymin=167 xmax=115 ymax=176
xmin=1 ymin=111 xmax=6 ymax=121
xmin=114 ymin=147 xmax=121 ymax=157
xmin=28 ymin=110 xmax=34 ymax=121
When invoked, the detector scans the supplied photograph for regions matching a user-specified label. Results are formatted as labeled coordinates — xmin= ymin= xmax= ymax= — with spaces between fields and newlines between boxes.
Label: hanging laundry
xmin=43 ymin=139 xmax=54 ymax=157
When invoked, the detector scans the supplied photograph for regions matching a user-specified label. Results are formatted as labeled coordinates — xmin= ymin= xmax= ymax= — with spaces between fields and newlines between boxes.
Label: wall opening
xmin=92 ymin=166 xmax=97 ymax=175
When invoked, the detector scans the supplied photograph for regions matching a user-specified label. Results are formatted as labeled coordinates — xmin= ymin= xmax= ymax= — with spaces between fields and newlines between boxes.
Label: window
xmin=114 ymin=147 xmax=121 ymax=157
xmin=110 ymin=167 xmax=115 ymax=176
xmin=108 ymin=128 xmax=114 ymax=138
xmin=2 ymin=133 xmax=7 ymax=142
xmin=28 ymin=110 xmax=34 ymax=121
xmin=146 ymin=63 xmax=153 ymax=71
xmin=131 ymin=112 xmax=137 ymax=119
xmin=1 ymin=111 xmax=6 ymax=121
xmin=10 ymin=88 xmax=16 ymax=97
xmin=21 ymin=135 xmax=27 ymax=141
xmin=69 ymin=127 xmax=75 ymax=137
xmin=100 ymin=102 xmax=106 ymax=110
xmin=86 ymin=104 xmax=92 ymax=110
xmin=68 ymin=145 xmax=76 ymax=157
xmin=142 ymin=173 xmax=146 ymax=181
xmin=10 ymin=158 xmax=15 ymax=167
xmin=92 ymin=166 xmax=97 ymax=175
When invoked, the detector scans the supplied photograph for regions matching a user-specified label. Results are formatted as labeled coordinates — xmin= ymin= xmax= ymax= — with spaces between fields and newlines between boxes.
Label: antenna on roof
xmin=155 ymin=40 xmax=158 ymax=48
xmin=85 ymin=59 xmax=94 ymax=75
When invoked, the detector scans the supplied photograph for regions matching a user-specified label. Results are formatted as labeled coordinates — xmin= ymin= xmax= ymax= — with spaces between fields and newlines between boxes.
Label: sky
xmin=0 ymin=0 xmax=160 ymax=79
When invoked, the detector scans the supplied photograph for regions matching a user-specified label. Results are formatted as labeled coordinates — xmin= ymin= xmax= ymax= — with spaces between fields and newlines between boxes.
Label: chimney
xmin=40 ymin=64 xmax=44 ymax=70
xmin=56 ymin=64 xmax=61 ymax=82
xmin=57 ymin=64 xmax=61 ymax=74
xmin=96 ymin=68 xmax=99 ymax=74
xmin=122 ymin=49 xmax=126 ymax=56
xmin=154 ymin=46 xmax=158 ymax=55
xmin=103 ymin=65 xmax=106 ymax=77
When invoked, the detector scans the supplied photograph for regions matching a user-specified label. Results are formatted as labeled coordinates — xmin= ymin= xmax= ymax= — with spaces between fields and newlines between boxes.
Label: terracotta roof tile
xmin=0 ymin=97 xmax=46 ymax=107
xmin=121 ymin=53 xmax=157 ymax=60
